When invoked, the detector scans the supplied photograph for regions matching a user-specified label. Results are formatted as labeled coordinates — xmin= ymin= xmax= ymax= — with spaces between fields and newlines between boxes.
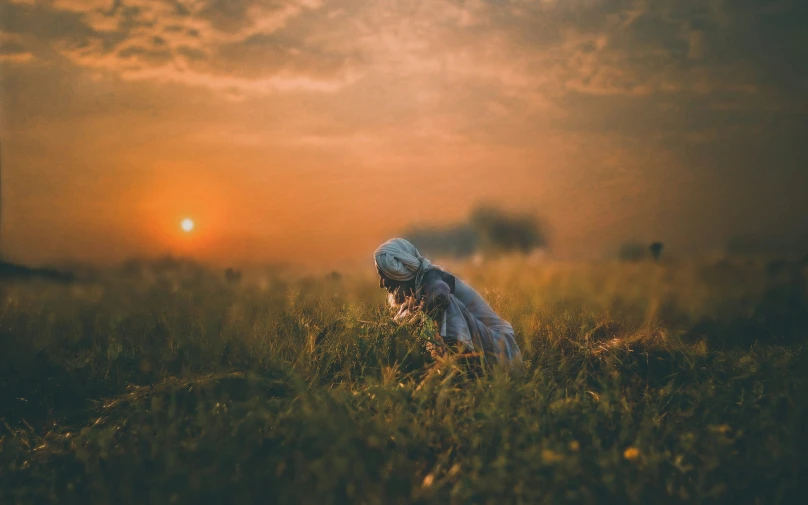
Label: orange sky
xmin=1 ymin=0 xmax=807 ymax=267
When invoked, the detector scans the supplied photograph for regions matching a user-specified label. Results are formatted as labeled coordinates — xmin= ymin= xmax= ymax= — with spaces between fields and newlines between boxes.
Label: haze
xmin=1 ymin=0 xmax=806 ymax=267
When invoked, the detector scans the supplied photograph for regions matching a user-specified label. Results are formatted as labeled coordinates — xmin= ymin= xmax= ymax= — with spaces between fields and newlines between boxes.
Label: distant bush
xmin=470 ymin=206 xmax=547 ymax=255
xmin=649 ymin=242 xmax=664 ymax=261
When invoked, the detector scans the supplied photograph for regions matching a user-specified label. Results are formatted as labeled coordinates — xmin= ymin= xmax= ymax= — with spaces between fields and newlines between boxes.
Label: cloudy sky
xmin=1 ymin=0 xmax=806 ymax=266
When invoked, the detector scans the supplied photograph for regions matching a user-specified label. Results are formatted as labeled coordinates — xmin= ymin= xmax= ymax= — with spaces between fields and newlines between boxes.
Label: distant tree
xmin=649 ymin=242 xmax=664 ymax=261
xmin=469 ymin=206 xmax=547 ymax=255
xmin=404 ymin=205 xmax=548 ymax=258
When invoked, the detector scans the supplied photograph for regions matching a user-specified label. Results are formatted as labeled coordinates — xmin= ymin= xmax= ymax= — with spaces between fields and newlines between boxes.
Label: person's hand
xmin=425 ymin=291 xmax=450 ymax=315
xmin=425 ymin=333 xmax=447 ymax=360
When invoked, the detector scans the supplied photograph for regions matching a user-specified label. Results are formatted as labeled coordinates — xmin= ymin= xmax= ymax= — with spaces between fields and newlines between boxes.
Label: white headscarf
xmin=374 ymin=238 xmax=432 ymax=295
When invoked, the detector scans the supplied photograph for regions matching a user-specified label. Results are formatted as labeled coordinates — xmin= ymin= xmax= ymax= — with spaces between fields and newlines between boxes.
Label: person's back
xmin=451 ymin=277 xmax=513 ymax=336
xmin=426 ymin=271 xmax=521 ymax=366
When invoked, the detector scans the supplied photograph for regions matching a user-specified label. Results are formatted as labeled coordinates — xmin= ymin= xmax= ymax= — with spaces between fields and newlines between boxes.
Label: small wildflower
xmin=422 ymin=474 xmax=435 ymax=488
xmin=623 ymin=447 xmax=640 ymax=460
xmin=569 ymin=440 xmax=580 ymax=452
xmin=275 ymin=462 xmax=287 ymax=476
xmin=708 ymin=424 xmax=731 ymax=435
xmin=542 ymin=449 xmax=564 ymax=463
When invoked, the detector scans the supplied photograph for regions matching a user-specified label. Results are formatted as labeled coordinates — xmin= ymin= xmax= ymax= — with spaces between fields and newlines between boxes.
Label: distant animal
xmin=374 ymin=238 xmax=522 ymax=368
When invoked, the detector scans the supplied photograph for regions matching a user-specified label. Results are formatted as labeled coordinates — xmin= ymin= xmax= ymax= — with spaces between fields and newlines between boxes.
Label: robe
xmin=392 ymin=267 xmax=523 ymax=367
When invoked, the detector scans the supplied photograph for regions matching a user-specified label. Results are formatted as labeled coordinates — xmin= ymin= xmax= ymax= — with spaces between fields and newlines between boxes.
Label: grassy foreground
xmin=1 ymin=258 xmax=807 ymax=504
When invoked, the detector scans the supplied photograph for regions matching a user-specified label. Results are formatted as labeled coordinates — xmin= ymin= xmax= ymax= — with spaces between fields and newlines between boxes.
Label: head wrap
xmin=374 ymin=238 xmax=432 ymax=298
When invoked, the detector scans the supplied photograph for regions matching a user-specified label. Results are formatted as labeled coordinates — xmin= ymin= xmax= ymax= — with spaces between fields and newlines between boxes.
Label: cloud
xmin=1 ymin=0 xmax=357 ymax=94
xmin=0 ymin=51 xmax=34 ymax=63
xmin=1 ymin=0 xmax=805 ymax=149
xmin=0 ymin=31 xmax=35 ymax=63
xmin=3 ymin=0 xmax=805 ymax=109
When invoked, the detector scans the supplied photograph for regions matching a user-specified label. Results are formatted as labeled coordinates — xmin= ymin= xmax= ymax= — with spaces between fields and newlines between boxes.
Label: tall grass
xmin=1 ymin=258 xmax=807 ymax=504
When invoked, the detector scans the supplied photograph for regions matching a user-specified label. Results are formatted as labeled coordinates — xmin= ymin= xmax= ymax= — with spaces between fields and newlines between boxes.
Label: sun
xmin=181 ymin=218 xmax=195 ymax=233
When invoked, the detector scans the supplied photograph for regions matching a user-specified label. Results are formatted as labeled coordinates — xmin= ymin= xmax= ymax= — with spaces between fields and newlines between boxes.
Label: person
xmin=374 ymin=238 xmax=522 ymax=368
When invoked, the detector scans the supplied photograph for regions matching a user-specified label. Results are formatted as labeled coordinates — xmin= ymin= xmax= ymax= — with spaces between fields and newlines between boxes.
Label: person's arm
xmin=421 ymin=270 xmax=455 ymax=316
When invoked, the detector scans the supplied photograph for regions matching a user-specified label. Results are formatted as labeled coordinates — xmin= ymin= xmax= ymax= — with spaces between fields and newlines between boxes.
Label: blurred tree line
xmin=404 ymin=206 xmax=548 ymax=258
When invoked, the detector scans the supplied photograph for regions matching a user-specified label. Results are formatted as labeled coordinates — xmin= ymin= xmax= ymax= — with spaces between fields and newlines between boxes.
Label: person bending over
xmin=374 ymin=238 xmax=522 ymax=368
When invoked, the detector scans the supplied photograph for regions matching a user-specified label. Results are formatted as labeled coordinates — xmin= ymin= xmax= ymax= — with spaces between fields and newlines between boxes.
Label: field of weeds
xmin=1 ymin=257 xmax=807 ymax=504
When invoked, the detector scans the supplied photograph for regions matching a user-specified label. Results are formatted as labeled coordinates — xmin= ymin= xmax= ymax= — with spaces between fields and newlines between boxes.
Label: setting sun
xmin=181 ymin=218 xmax=195 ymax=233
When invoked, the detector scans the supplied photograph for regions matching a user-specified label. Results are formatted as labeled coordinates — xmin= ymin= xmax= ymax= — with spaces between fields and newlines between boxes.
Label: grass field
xmin=1 ymin=257 xmax=807 ymax=504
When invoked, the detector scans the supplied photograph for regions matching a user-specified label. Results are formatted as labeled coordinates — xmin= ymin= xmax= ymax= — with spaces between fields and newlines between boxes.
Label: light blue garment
xmin=437 ymin=277 xmax=523 ymax=367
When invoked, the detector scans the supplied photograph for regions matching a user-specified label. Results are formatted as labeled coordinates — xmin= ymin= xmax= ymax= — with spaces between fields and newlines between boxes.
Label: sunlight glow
xmin=181 ymin=218 xmax=195 ymax=233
